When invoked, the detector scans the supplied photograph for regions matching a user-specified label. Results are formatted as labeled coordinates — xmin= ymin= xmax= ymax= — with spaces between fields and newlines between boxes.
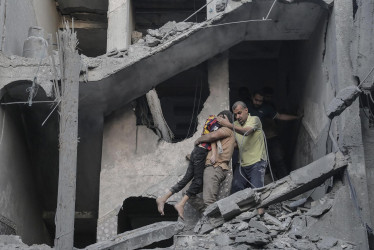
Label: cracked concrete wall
xmin=98 ymin=53 xmax=230 ymax=241
xmin=0 ymin=0 xmax=59 ymax=56
xmin=288 ymin=1 xmax=370 ymax=247
xmin=0 ymin=106 xmax=50 ymax=245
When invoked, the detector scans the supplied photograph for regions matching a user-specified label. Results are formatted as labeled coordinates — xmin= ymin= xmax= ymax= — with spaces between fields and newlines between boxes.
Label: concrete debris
xmin=131 ymin=31 xmax=143 ymax=44
xmin=145 ymin=35 xmax=161 ymax=47
xmin=305 ymin=198 xmax=334 ymax=217
xmin=317 ymin=236 xmax=338 ymax=250
xmin=263 ymin=212 xmax=283 ymax=228
xmin=326 ymin=86 xmax=362 ymax=119
xmin=0 ymin=235 xmax=52 ymax=250
xmin=204 ymin=188 xmax=260 ymax=219
xmin=194 ymin=152 xmax=348 ymax=237
xmin=291 ymin=239 xmax=318 ymax=250
xmin=85 ymin=221 xmax=184 ymax=250
xmin=248 ymin=219 xmax=269 ymax=233
xmin=216 ymin=0 xmax=228 ymax=12
xmin=259 ymin=152 xmax=347 ymax=208
xmin=147 ymin=21 xmax=194 ymax=42
xmin=234 ymin=231 xmax=271 ymax=246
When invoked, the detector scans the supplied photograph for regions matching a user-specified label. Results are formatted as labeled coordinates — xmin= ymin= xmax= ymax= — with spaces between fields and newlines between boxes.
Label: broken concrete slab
xmin=291 ymin=239 xmax=318 ymax=250
xmin=204 ymin=188 xmax=260 ymax=219
xmin=145 ymin=35 xmax=161 ymax=47
xmin=248 ymin=220 xmax=269 ymax=234
xmin=305 ymin=198 xmax=334 ymax=217
xmin=258 ymin=152 xmax=347 ymax=208
xmin=263 ymin=213 xmax=283 ymax=228
xmin=234 ymin=231 xmax=271 ymax=246
xmin=317 ymin=236 xmax=338 ymax=250
xmin=326 ymin=86 xmax=362 ymax=119
xmin=85 ymin=221 xmax=184 ymax=250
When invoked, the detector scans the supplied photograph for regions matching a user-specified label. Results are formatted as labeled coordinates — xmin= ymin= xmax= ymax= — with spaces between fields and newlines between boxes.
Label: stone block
xmin=145 ymin=35 xmax=161 ymax=47
xmin=248 ymin=220 xmax=269 ymax=234
xmin=217 ymin=200 xmax=241 ymax=220
xmin=85 ymin=221 xmax=184 ymax=250
xmin=234 ymin=232 xmax=271 ymax=246
xmin=317 ymin=236 xmax=338 ymax=250
xmin=326 ymin=86 xmax=361 ymax=119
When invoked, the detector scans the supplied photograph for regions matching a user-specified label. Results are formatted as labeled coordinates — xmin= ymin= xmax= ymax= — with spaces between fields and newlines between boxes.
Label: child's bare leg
xmin=156 ymin=191 xmax=173 ymax=216
xmin=174 ymin=195 xmax=189 ymax=220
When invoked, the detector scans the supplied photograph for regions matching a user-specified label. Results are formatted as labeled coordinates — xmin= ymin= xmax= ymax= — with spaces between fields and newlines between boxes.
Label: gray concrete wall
xmin=0 ymin=106 xmax=50 ymax=245
xmin=287 ymin=1 xmax=371 ymax=247
xmin=0 ymin=0 xmax=60 ymax=56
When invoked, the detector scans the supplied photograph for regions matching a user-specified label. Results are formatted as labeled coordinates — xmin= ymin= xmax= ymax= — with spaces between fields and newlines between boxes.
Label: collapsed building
xmin=1 ymin=0 xmax=374 ymax=249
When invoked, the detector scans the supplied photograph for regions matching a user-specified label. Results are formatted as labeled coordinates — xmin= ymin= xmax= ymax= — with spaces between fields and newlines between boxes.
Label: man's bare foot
xmin=174 ymin=203 xmax=185 ymax=220
xmin=156 ymin=197 xmax=166 ymax=216
xmin=257 ymin=208 xmax=265 ymax=216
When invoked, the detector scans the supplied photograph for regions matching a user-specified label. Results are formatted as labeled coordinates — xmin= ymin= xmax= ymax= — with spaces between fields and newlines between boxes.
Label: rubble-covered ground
xmin=172 ymin=198 xmax=356 ymax=250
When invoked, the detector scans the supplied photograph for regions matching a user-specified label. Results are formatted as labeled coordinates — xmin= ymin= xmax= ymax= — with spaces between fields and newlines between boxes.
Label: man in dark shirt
xmin=247 ymin=90 xmax=301 ymax=179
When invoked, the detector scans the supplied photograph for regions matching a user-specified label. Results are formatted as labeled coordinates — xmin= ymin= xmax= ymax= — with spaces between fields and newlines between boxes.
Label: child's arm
xmin=210 ymin=141 xmax=217 ymax=164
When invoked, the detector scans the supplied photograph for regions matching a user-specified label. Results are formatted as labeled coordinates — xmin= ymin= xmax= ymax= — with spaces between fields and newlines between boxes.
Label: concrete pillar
xmin=107 ymin=0 xmax=134 ymax=53
xmin=0 ymin=0 xmax=5 ymax=51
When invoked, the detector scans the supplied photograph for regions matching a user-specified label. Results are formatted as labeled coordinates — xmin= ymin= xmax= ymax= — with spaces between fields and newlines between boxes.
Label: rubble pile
xmin=174 ymin=198 xmax=356 ymax=250
xmin=0 ymin=235 xmax=52 ymax=250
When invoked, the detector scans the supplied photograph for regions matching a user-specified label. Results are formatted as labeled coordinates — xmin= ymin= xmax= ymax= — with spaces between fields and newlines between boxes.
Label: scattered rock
xmin=291 ymin=239 xmax=318 ymax=250
xmin=216 ymin=0 xmax=228 ymax=12
xmin=248 ymin=219 xmax=269 ymax=233
xmin=145 ymin=35 xmax=161 ymax=47
xmin=214 ymin=233 xmax=232 ymax=246
xmin=131 ymin=30 xmax=143 ymax=44
xmin=317 ymin=236 xmax=338 ymax=250
xmin=175 ymin=22 xmax=194 ymax=32
xmin=234 ymin=232 xmax=271 ymax=246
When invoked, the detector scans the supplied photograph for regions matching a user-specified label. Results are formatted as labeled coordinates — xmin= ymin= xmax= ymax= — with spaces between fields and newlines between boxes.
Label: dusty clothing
xmin=234 ymin=115 xmax=267 ymax=166
xmin=188 ymin=164 xmax=229 ymax=212
xmin=189 ymin=127 xmax=235 ymax=211
xmin=205 ymin=127 xmax=235 ymax=170
xmin=170 ymin=146 xmax=208 ymax=197
xmin=203 ymin=165 xmax=228 ymax=206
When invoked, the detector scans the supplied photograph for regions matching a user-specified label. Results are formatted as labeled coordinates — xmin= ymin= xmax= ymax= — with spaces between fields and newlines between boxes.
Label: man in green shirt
xmin=217 ymin=101 xmax=268 ymax=193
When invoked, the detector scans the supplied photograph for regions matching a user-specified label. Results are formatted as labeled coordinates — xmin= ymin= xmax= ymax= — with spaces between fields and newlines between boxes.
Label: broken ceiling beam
xmin=146 ymin=88 xmax=174 ymax=142
xmin=85 ymin=221 xmax=184 ymax=250
xmin=258 ymin=151 xmax=347 ymax=208
xmin=326 ymin=86 xmax=361 ymax=119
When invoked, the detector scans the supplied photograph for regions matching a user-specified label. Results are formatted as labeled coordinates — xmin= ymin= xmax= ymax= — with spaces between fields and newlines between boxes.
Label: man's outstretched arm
xmin=195 ymin=128 xmax=229 ymax=145
xmin=216 ymin=115 xmax=255 ymax=136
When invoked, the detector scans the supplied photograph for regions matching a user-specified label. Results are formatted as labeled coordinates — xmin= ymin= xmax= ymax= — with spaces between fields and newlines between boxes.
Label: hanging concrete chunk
xmin=85 ymin=221 xmax=184 ymax=250
xmin=258 ymin=151 xmax=347 ymax=208
xmin=326 ymin=86 xmax=362 ymax=119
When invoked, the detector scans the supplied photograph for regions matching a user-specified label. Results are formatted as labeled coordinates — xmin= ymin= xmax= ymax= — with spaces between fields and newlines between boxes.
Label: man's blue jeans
xmin=231 ymin=159 xmax=267 ymax=194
